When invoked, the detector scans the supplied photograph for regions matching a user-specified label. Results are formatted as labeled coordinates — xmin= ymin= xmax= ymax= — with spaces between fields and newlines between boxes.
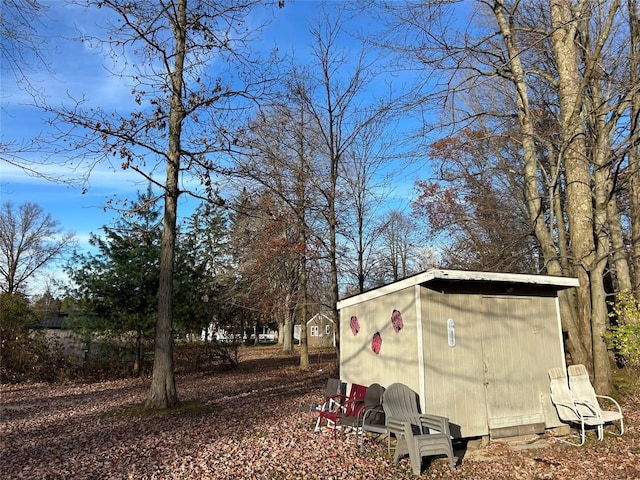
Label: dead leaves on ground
xmin=1 ymin=348 xmax=639 ymax=479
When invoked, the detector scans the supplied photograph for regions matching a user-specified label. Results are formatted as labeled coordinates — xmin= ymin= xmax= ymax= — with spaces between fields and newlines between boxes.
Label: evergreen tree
xmin=66 ymin=187 xmax=161 ymax=375
xmin=174 ymin=203 xmax=232 ymax=339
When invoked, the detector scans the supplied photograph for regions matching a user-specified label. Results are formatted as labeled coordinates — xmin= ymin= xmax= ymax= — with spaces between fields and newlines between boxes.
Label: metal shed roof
xmin=337 ymin=268 xmax=580 ymax=309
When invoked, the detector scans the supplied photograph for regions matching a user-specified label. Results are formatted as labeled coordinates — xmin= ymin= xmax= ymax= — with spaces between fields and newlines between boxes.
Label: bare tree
xmin=0 ymin=1 xmax=64 ymax=181
xmin=339 ymin=121 xmax=395 ymax=293
xmin=0 ymin=202 xmax=75 ymax=295
xmin=373 ymin=0 xmax=639 ymax=392
xmin=31 ymin=0 xmax=280 ymax=408
xmin=236 ymin=96 xmax=323 ymax=365
xmin=0 ymin=0 xmax=49 ymax=92
xmin=376 ymin=210 xmax=421 ymax=282
xmin=237 ymin=6 xmax=397 ymax=367
xmin=628 ymin=0 xmax=640 ymax=296
xmin=288 ymin=7 xmax=396 ymax=366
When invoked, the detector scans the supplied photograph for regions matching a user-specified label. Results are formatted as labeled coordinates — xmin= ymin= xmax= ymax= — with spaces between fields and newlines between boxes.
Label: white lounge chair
xmin=548 ymin=367 xmax=603 ymax=445
xmin=567 ymin=364 xmax=624 ymax=439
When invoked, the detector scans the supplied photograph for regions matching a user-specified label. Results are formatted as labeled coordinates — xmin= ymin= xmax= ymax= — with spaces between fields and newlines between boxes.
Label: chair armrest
xmin=572 ymin=399 xmax=601 ymax=418
xmin=553 ymin=399 xmax=602 ymax=424
xmin=596 ymin=395 xmax=623 ymax=414
xmin=321 ymin=394 xmax=349 ymax=412
xmin=417 ymin=414 xmax=452 ymax=437
xmin=386 ymin=416 xmax=406 ymax=437
xmin=387 ymin=414 xmax=452 ymax=437
xmin=362 ymin=406 xmax=385 ymax=426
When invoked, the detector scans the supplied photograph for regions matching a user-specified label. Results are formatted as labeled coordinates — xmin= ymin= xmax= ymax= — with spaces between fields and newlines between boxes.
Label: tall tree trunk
xmin=133 ymin=329 xmax=142 ymax=377
xmin=282 ymin=300 xmax=293 ymax=353
xmin=550 ymin=0 xmax=600 ymax=374
xmin=329 ymin=162 xmax=340 ymax=371
xmin=146 ymin=0 xmax=186 ymax=409
xmin=608 ymin=197 xmax=634 ymax=295
xmin=147 ymin=163 xmax=179 ymax=408
xmin=585 ymin=2 xmax=622 ymax=391
xmin=591 ymin=133 xmax=612 ymax=390
xmin=493 ymin=0 xmax=590 ymax=366
xmin=277 ymin=317 xmax=285 ymax=345
xmin=592 ymin=103 xmax=614 ymax=393
xmin=326 ymin=76 xmax=341 ymax=372
xmin=629 ymin=0 xmax=640 ymax=299
xmin=358 ymin=206 xmax=366 ymax=292
xmin=299 ymin=254 xmax=309 ymax=369
xmin=297 ymin=105 xmax=309 ymax=369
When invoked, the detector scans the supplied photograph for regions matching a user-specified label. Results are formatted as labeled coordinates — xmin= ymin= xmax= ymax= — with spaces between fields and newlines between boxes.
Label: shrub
xmin=604 ymin=292 xmax=640 ymax=370
xmin=80 ymin=339 xmax=145 ymax=380
xmin=1 ymin=294 xmax=82 ymax=383
xmin=174 ymin=341 xmax=239 ymax=373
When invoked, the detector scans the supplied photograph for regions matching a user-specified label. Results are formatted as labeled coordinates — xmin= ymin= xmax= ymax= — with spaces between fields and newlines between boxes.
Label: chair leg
xmin=603 ymin=419 xmax=624 ymax=437
xmin=448 ymin=452 xmax=456 ymax=472
xmin=555 ymin=423 xmax=586 ymax=446
xmin=406 ymin=442 xmax=422 ymax=476
xmin=393 ymin=436 xmax=409 ymax=465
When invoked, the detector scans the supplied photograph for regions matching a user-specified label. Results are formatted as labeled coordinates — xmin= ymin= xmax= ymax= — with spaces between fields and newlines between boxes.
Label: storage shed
xmin=337 ymin=269 xmax=579 ymax=439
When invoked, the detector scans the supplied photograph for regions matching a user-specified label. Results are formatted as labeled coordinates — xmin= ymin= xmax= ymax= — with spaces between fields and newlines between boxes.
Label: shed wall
xmin=339 ymin=286 xmax=420 ymax=393
xmin=479 ymin=294 xmax=564 ymax=432
xmin=419 ymin=289 xmax=488 ymax=437
xmin=419 ymin=286 xmax=564 ymax=437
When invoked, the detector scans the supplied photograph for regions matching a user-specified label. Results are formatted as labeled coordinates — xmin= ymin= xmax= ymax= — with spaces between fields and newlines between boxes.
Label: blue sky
xmin=1 ymin=1 xmax=424 ymax=295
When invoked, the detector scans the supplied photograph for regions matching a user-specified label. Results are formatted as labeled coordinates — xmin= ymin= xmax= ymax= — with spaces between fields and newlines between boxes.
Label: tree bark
xmin=608 ymin=197 xmax=634 ymax=295
xmin=147 ymin=171 xmax=179 ymax=407
xmin=299 ymin=256 xmax=309 ymax=369
xmin=629 ymin=0 xmax=640 ymax=299
xmin=282 ymin=300 xmax=294 ymax=354
xmin=328 ymin=146 xmax=341 ymax=371
xmin=298 ymin=119 xmax=310 ymax=369
xmin=591 ymin=97 xmax=614 ymax=393
xmin=493 ymin=0 xmax=591 ymax=365
xmin=550 ymin=0 xmax=601 ymax=375
xmin=146 ymin=0 xmax=186 ymax=409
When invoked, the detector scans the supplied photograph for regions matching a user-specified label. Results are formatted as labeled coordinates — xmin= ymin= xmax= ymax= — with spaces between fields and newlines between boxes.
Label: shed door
xmin=480 ymin=296 xmax=545 ymax=435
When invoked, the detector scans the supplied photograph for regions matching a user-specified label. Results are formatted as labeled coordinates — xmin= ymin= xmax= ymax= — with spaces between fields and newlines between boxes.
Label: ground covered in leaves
xmin=1 ymin=346 xmax=639 ymax=479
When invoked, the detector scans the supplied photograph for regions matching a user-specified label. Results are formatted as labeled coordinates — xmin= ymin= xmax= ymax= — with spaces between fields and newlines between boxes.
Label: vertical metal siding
xmin=419 ymin=290 xmax=565 ymax=437
xmin=481 ymin=295 xmax=564 ymax=430
xmin=481 ymin=296 xmax=542 ymax=429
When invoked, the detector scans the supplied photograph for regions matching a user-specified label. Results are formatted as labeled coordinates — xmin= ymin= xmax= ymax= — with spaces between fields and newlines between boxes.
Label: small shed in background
xmin=294 ymin=313 xmax=336 ymax=348
xmin=337 ymin=269 xmax=579 ymax=439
